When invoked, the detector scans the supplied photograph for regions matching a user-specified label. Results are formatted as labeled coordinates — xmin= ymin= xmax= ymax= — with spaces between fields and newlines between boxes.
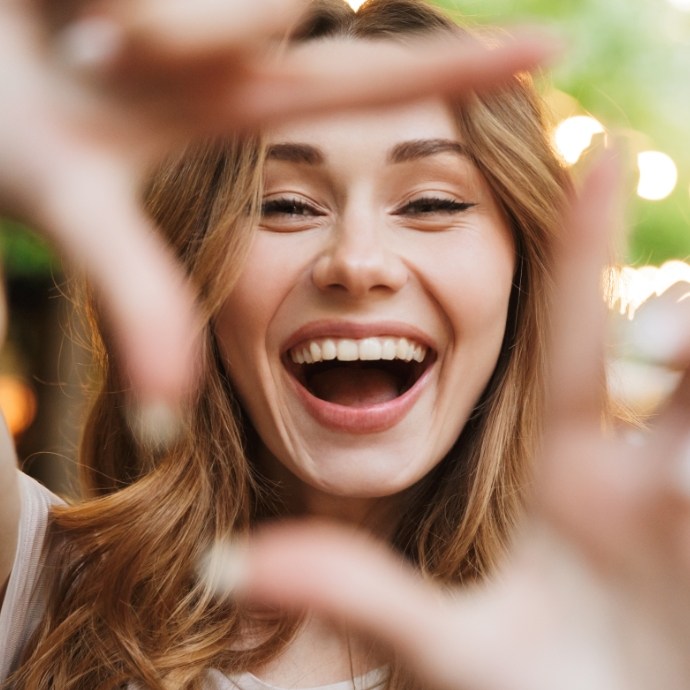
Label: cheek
xmin=214 ymin=282 xmax=279 ymax=444
xmin=416 ymin=228 xmax=515 ymax=339
xmin=455 ymin=255 xmax=514 ymax=335
xmin=216 ymin=234 xmax=294 ymax=355
xmin=214 ymin=232 xmax=311 ymax=420
xmin=214 ymin=262 xmax=270 ymax=394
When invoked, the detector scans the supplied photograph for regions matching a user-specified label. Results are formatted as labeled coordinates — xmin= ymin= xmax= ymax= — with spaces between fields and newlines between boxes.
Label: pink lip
xmin=287 ymin=364 xmax=433 ymax=434
xmin=281 ymin=320 xmax=436 ymax=434
xmin=282 ymin=319 xmax=436 ymax=353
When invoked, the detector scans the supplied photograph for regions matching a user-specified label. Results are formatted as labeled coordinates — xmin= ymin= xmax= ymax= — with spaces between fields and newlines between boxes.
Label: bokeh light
xmin=0 ymin=375 xmax=37 ymax=437
xmin=608 ymin=260 xmax=690 ymax=319
xmin=608 ymin=261 xmax=690 ymax=415
xmin=345 ymin=0 xmax=367 ymax=9
xmin=666 ymin=0 xmax=690 ymax=11
xmin=552 ymin=116 xmax=605 ymax=165
xmin=637 ymin=150 xmax=678 ymax=201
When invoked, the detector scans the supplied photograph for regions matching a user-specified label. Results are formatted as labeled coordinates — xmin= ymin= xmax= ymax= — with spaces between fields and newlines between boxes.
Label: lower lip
xmin=286 ymin=365 xmax=433 ymax=434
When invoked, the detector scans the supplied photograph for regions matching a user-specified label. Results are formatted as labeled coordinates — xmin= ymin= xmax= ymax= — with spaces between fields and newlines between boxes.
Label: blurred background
xmin=434 ymin=0 xmax=690 ymax=265
xmin=2 ymin=0 xmax=689 ymax=495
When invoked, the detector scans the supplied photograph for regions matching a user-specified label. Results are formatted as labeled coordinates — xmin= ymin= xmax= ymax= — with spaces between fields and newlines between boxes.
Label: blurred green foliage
xmin=435 ymin=0 xmax=690 ymax=264
xmin=0 ymin=219 xmax=58 ymax=279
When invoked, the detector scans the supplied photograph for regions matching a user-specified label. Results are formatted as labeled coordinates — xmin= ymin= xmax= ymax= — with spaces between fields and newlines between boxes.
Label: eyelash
xmin=261 ymin=196 xmax=476 ymax=219
xmin=261 ymin=196 xmax=477 ymax=227
xmin=395 ymin=197 xmax=477 ymax=215
xmin=261 ymin=198 xmax=323 ymax=218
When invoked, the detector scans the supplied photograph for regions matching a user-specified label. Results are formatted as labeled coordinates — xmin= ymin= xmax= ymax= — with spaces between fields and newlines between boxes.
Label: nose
xmin=311 ymin=212 xmax=408 ymax=297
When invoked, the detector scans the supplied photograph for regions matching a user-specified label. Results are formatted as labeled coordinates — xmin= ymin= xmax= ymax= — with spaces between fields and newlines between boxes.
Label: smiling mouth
xmin=284 ymin=336 xmax=435 ymax=408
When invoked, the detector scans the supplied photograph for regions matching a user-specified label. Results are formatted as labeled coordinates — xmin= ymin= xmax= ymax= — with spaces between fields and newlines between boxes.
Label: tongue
xmin=308 ymin=367 xmax=401 ymax=407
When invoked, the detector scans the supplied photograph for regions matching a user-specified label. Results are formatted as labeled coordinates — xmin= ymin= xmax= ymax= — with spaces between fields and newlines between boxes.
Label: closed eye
xmin=394 ymin=197 xmax=477 ymax=216
xmin=261 ymin=197 xmax=325 ymax=218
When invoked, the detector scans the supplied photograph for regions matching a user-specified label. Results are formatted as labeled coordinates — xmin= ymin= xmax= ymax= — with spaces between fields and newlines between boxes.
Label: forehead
xmin=264 ymin=98 xmax=461 ymax=157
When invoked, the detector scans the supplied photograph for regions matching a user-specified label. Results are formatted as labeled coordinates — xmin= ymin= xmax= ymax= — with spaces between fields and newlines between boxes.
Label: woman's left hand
xmin=0 ymin=0 xmax=559 ymax=410
xmin=220 ymin=152 xmax=690 ymax=690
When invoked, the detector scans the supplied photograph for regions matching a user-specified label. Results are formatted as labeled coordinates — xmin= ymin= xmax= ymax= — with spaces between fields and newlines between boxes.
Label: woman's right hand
xmin=218 ymin=153 xmax=690 ymax=690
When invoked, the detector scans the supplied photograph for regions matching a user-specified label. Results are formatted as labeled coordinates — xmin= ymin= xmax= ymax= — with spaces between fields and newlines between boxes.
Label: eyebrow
xmin=266 ymin=143 xmax=324 ymax=165
xmin=388 ymin=139 xmax=470 ymax=164
xmin=265 ymin=138 xmax=469 ymax=166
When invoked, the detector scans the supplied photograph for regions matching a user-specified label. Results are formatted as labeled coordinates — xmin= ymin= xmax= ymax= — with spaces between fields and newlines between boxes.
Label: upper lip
xmin=281 ymin=320 xmax=437 ymax=355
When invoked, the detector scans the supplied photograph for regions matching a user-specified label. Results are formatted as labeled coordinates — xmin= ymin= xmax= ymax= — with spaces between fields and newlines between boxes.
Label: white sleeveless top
xmin=0 ymin=472 xmax=386 ymax=690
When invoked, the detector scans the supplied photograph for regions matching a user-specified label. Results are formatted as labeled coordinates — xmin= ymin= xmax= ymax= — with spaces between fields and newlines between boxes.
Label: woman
xmin=3 ymin=1 xmax=687 ymax=689
xmin=3 ymin=1 xmax=568 ymax=686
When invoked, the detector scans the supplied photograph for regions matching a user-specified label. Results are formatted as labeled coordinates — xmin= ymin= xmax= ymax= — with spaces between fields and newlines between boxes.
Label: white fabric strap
xmin=0 ymin=472 xmax=62 ymax=682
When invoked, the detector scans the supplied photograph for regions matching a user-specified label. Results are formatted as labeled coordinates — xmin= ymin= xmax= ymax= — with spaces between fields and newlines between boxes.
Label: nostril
xmin=311 ymin=245 xmax=408 ymax=296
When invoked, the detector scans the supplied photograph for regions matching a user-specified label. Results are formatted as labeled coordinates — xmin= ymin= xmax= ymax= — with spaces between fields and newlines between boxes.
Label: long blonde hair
xmin=10 ymin=2 xmax=570 ymax=688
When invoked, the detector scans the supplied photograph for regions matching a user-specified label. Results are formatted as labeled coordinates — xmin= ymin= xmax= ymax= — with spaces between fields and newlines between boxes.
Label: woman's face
xmin=215 ymin=94 xmax=515 ymax=515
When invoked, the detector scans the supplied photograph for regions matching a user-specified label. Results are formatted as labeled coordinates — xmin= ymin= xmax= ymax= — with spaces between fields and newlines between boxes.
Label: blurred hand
xmin=225 ymin=154 xmax=690 ymax=690
xmin=0 ymin=0 xmax=559 ymax=416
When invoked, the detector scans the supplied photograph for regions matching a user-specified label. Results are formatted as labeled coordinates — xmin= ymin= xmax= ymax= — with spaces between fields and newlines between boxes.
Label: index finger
xmin=220 ymin=30 xmax=564 ymax=129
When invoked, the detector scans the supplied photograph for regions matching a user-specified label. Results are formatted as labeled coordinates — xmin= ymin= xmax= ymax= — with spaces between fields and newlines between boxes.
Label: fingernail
xmin=56 ymin=17 xmax=123 ymax=72
xmin=627 ymin=300 xmax=686 ymax=365
xmin=127 ymin=399 xmax=183 ymax=451
xmin=198 ymin=539 xmax=249 ymax=597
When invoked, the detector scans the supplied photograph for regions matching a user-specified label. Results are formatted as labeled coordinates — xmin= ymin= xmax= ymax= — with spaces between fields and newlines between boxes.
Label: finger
xmin=546 ymin=149 xmax=623 ymax=426
xmin=212 ymin=30 xmax=563 ymax=129
xmin=35 ymin=153 xmax=202 ymax=431
xmin=621 ymin=289 xmax=690 ymax=480
xmin=663 ymin=365 xmax=690 ymax=429
xmin=231 ymin=524 xmax=621 ymax=690
xmin=625 ymin=288 xmax=690 ymax=372
xmin=650 ymin=363 xmax=690 ymax=501
xmin=243 ymin=523 xmax=445 ymax=647
xmin=225 ymin=522 xmax=487 ymax=690
xmin=534 ymin=152 xmax=639 ymax=559
xmin=57 ymin=0 xmax=308 ymax=72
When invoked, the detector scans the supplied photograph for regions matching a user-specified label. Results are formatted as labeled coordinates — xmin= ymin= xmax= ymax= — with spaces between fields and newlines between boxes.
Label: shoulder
xmin=0 ymin=471 xmax=64 ymax=681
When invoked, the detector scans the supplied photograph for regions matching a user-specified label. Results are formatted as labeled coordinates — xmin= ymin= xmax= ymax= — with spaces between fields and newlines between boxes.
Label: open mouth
xmin=284 ymin=336 xmax=435 ymax=408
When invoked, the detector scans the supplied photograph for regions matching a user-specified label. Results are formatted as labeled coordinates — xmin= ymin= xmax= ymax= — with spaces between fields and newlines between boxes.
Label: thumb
xmin=229 ymin=523 xmax=633 ymax=690
xmin=215 ymin=522 xmax=494 ymax=690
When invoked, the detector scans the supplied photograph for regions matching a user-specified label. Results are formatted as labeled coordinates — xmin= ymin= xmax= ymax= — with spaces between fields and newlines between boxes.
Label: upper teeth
xmin=289 ymin=337 xmax=427 ymax=365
